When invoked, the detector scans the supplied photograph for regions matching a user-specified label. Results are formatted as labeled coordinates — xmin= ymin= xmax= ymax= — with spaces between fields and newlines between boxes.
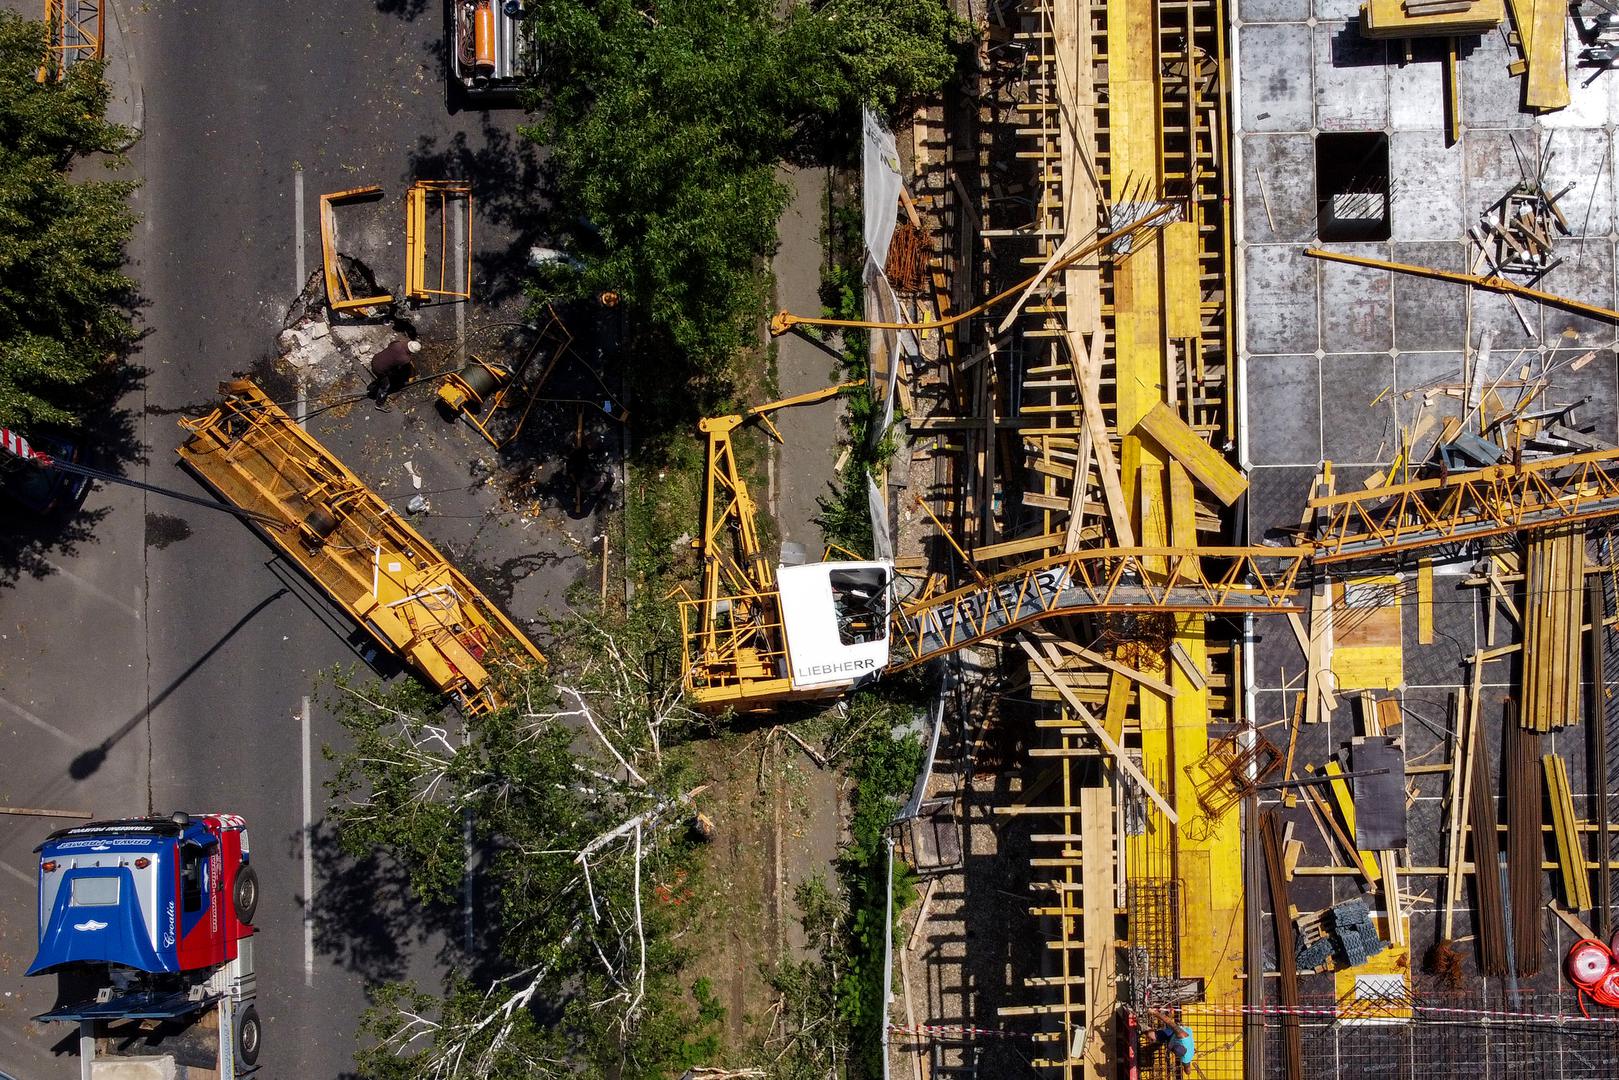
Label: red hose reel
xmin=1567 ymin=937 xmax=1619 ymax=1015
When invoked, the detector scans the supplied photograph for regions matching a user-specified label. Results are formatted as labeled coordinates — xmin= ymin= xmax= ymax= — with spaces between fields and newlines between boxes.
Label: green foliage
xmin=833 ymin=691 xmax=924 ymax=1072
xmin=325 ymin=630 xmax=721 ymax=1078
xmin=0 ymin=11 xmax=136 ymax=429
xmin=519 ymin=0 xmax=968 ymax=426
xmin=814 ymin=191 xmax=896 ymax=556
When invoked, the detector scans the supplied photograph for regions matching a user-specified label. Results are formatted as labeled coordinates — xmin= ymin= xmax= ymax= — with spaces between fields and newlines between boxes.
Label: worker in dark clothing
xmin=367 ymin=338 xmax=421 ymax=408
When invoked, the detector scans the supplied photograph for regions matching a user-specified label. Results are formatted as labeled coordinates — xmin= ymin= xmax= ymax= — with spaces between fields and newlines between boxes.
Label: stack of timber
xmin=1360 ymin=0 xmax=1503 ymax=37
xmin=1521 ymin=529 xmax=1585 ymax=732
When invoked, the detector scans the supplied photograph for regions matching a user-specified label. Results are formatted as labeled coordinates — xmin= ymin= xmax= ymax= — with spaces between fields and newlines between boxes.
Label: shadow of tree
xmin=0 ymin=356 xmax=147 ymax=589
xmin=301 ymin=819 xmax=470 ymax=985
xmin=375 ymin=0 xmax=430 ymax=20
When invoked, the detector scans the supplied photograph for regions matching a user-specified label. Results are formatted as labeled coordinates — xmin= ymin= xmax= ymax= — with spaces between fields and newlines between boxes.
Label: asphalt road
xmin=0 ymin=3 xmax=577 ymax=1075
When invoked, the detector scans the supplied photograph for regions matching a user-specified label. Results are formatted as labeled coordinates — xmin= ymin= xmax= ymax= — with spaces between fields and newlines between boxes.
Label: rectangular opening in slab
xmin=1316 ymin=132 xmax=1390 ymax=242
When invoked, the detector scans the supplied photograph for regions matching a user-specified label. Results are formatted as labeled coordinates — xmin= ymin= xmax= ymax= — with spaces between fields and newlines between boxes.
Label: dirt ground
xmin=684 ymin=728 xmax=844 ymax=1049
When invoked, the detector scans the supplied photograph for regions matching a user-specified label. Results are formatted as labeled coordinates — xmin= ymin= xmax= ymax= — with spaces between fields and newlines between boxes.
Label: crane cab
xmin=776 ymin=560 xmax=894 ymax=692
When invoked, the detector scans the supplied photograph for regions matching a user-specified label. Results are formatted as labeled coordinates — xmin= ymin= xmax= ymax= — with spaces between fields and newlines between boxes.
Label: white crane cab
xmin=775 ymin=560 xmax=895 ymax=693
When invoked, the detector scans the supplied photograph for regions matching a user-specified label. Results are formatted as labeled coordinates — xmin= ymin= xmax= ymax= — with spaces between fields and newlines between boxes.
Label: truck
xmin=27 ymin=813 xmax=262 ymax=1078
xmin=450 ymin=0 xmax=532 ymax=97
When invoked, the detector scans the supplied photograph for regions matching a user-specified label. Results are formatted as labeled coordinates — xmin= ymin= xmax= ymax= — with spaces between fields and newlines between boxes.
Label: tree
xmin=0 ymin=12 xmax=136 ymax=430
xmin=326 ymin=606 xmax=719 ymax=1079
xmin=520 ymin=0 xmax=969 ymax=424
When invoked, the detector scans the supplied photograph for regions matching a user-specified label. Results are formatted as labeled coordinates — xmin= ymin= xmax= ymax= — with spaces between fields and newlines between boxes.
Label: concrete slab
xmin=1238 ymin=24 xmax=1316 ymax=133
xmin=1314 ymin=23 xmax=1389 ymax=130
xmin=1392 ymin=130 xmax=1466 ymax=242
xmin=1319 ymin=241 xmax=1394 ymax=354
xmin=1538 ymin=240 xmax=1617 ymax=350
xmin=1243 ymin=354 xmax=1322 ymax=465
xmin=1240 ymin=0 xmax=1310 ymax=26
xmin=1456 ymin=31 xmax=1534 ymax=131
xmin=1320 ymin=353 xmax=1397 ymax=462
xmin=1241 ymin=134 xmax=1318 ymax=244
xmin=1391 ymin=241 xmax=1470 ymax=351
xmin=1244 ymin=244 xmax=1321 ymax=353
xmin=1388 ymin=42 xmax=1449 ymax=132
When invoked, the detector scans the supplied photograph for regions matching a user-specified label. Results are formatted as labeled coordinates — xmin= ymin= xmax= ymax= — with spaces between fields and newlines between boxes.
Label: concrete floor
xmin=1234 ymin=0 xmax=1619 ymax=1035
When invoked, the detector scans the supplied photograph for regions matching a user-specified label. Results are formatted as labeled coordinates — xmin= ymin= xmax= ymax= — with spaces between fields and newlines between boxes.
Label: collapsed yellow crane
xmin=178 ymin=380 xmax=544 ymax=714
xmin=679 ymin=384 xmax=1310 ymax=712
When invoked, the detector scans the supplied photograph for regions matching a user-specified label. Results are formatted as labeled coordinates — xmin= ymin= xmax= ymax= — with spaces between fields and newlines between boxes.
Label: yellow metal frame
xmin=177 ymin=380 xmax=544 ymax=714
xmin=405 ymin=180 xmax=473 ymax=303
xmin=682 ymin=383 xmax=859 ymax=710
xmin=1310 ymin=448 xmax=1619 ymax=562
xmin=888 ymin=546 xmax=1308 ymax=670
xmin=319 ymin=186 xmax=395 ymax=314
xmin=37 ymin=0 xmax=101 ymax=83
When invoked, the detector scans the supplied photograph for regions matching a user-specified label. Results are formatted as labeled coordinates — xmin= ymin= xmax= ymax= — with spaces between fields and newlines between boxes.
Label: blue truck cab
xmin=27 ymin=812 xmax=262 ymax=1076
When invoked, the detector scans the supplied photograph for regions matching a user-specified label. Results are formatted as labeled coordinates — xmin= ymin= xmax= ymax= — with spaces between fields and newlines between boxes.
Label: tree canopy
xmin=521 ymin=0 xmax=969 ymax=418
xmin=0 ymin=12 xmax=136 ymax=431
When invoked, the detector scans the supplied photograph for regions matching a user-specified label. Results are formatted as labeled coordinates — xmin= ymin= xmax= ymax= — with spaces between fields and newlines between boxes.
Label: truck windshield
xmin=70 ymin=877 xmax=120 ymax=906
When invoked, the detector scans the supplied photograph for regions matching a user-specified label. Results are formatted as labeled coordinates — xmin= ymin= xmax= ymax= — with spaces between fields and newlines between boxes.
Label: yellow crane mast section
xmin=177 ymin=380 xmax=544 ymax=714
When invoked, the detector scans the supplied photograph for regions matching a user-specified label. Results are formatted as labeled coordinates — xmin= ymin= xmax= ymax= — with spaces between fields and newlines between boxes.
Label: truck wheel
xmin=233 ymin=865 xmax=259 ymax=924
xmin=236 ymin=1004 xmax=261 ymax=1066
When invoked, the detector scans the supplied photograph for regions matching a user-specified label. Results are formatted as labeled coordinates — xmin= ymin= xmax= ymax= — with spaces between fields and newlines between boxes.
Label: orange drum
xmin=473 ymin=2 xmax=496 ymax=74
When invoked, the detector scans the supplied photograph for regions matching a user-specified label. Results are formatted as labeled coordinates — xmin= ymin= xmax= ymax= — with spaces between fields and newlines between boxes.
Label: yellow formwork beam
xmin=177 ymin=380 xmax=543 ymax=714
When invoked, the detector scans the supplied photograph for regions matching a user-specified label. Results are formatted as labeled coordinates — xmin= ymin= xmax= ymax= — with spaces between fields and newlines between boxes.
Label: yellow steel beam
xmin=1309 ymin=448 xmax=1619 ymax=562
xmin=1305 ymin=248 xmax=1619 ymax=324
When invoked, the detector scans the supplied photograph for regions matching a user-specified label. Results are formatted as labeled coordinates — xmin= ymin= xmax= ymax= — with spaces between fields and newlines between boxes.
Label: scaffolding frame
xmin=318 ymin=186 xmax=395 ymax=315
xmin=405 ymin=180 xmax=473 ymax=303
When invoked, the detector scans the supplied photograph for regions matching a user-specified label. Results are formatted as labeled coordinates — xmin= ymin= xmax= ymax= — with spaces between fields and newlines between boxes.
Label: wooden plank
xmin=1525 ymin=0 xmax=1570 ymax=110
xmin=1545 ymin=752 xmax=1593 ymax=911
xmin=1164 ymin=222 xmax=1202 ymax=337
xmin=1020 ymin=637 xmax=1179 ymax=823
xmin=1132 ymin=400 xmax=1249 ymax=506
xmin=1077 ymin=330 xmax=1135 ymax=546
xmin=1417 ymin=559 xmax=1435 ymax=644
xmin=1321 ymin=759 xmax=1383 ymax=881
xmin=1053 ymin=640 xmax=1179 ymax=698
xmin=971 ymin=530 xmax=1064 ymax=561
xmin=1168 ymin=641 xmax=1209 ymax=691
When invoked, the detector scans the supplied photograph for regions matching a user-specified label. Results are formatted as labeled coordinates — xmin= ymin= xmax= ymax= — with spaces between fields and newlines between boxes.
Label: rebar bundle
xmin=1504 ymin=702 xmax=1544 ymax=977
xmin=1468 ymin=729 xmax=1509 ymax=975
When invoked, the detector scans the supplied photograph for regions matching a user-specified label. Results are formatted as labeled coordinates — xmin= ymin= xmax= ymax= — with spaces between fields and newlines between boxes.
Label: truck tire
xmin=236 ymin=1004 xmax=261 ymax=1067
xmin=233 ymin=865 xmax=259 ymax=925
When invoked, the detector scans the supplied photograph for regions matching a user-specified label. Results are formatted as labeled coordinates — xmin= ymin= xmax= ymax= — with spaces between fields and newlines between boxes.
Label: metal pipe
xmin=1305 ymin=248 xmax=1619 ymax=324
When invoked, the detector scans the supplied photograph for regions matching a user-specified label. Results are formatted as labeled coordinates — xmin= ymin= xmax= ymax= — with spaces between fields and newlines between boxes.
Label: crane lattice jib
xmin=887 ymin=547 xmax=1308 ymax=670
xmin=1308 ymin=449 xmax=1619 ymax=564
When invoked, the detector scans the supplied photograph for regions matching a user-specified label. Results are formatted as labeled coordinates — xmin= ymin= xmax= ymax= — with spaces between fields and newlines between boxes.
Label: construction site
xmin=728 ymin=0 xmax=1619 ymax=1075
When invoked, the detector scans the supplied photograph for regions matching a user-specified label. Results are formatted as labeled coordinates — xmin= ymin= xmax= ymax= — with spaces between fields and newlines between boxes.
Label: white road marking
xmin=43 ymin=558 xmax=143 ymax=621
xmin=0 ymin=858 xmax=35 ymax=888
xmin=301 ymin=694 xmax=315 ymax=986
xmin=294 ymin=168 xmax=308 ymax=427
xmin=453 ymin=199 xmax=467 ymax=361
xmin=0 ymin=695 xmax=78 ymax=746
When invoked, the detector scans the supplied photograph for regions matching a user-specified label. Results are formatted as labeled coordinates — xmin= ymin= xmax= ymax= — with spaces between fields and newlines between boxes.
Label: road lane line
xmin=43 ymin=558 xmax=143 ymax=621
xmin=294 ymin=168 xmax=308 ymax=427
xmin=0 ymin=695 xmax=78 ymax=746
xmin=301 ymin=694 xmax=314 ymax=986
xmin=453 ymin=198 xmax=467 ymax=361
xmin=0 ymin=858 xmax=34 ymax=888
